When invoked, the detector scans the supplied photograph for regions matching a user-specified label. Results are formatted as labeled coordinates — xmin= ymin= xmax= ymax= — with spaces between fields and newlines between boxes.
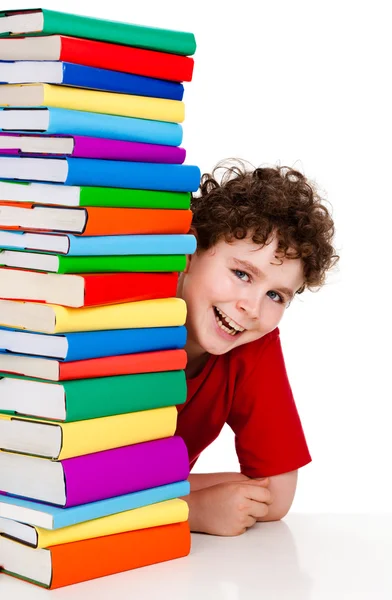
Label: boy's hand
xmin=187 ymin=478 xmax=272 ymax=536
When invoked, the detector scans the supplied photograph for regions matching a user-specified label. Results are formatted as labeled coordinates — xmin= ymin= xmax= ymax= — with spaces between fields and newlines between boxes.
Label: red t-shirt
xmin=175 ymin=327 xmax=312 ymax=478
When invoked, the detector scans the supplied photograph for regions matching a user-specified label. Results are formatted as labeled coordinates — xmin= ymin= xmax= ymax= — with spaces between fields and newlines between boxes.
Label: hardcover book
xmin=0 ymin=179 xmax=191 ymax=209
xmin=0 ymin=296 xmax=187 ymax=334
xmin=0 ymin=107 xmax=183 ymax=146
xmin=0 ymin=8 xmax=197 ymax=55
xmin=0 ymin=521 xmax=191 ymax=589
xmin=0 ymin=325 xmax=187 ymax=361
xmin=0 ymin=36 xmax=194 ymax=82
xmin=0 ymin=406 xmax=178 ymax=459
xmin=0 ymin=203 xmax=193 ymax=235
xmin=0 ymin=157 xmax=200 ymax=191
xmin=0 ymin=480 xmax=190 ymax=529
xmin=0 ymin=132 xmax=186 ymax=163
xmin=0 ymin=83 xmax=184 ymax=123
xmin=0 ymin=231 xmax=196 ymax=256
xmin=0 ymin=252 xmax=187 ymax=274
xmin=0 ymin=61 xmax=185 ymax=99
xmin=0 ymin=435 xmax=190 ymax=506
xmin=0 ymin=269 xmax=179 ymax=308
xmin=0 ymin=498 xmax=188 ymax=547
xmin=0 ymin=348 xmax=187 ymax=381
xmin=0 ymin=369 xmax=187 ymax=421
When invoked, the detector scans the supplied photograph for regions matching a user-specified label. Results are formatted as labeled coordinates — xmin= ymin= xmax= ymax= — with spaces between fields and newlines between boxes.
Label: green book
xmin=0 ymin=251 xmax=187 ymax=273
xmin=0 ymin=8 xmax=197 ymax=55
xmin=0 ymin=370 xmax=187 ymax=422
xmin=0 ymin=180 xmax=191 ymax=209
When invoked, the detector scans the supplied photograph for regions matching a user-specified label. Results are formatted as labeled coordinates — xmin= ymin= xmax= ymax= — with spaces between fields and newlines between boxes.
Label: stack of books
xmin=0 ymin=7 xmax=199 ymax=589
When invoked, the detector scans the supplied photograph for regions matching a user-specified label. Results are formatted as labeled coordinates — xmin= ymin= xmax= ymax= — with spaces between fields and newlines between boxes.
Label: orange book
xmin=0 ymin=201 xmax=193 ymax=235
xmin=0 ymin=348 xmax=187 ymax=381
xmin=0 ymin=521 xmax=191 ymax=589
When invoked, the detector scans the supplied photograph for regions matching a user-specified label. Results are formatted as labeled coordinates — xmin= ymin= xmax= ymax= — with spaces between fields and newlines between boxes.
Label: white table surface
xmin=1 ymin=513 xmax=391 ymax=599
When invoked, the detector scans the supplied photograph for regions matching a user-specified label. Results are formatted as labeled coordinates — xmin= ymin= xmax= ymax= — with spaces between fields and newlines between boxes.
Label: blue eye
xmin=232 ymin=269 xmax=251 ymax=282
xmin=267 ymin=290 xmax=284 ymax=303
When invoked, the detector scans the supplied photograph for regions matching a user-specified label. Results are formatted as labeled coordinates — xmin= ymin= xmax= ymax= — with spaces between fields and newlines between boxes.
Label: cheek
xmin=262 ymin=302 xmax=286 ymax=328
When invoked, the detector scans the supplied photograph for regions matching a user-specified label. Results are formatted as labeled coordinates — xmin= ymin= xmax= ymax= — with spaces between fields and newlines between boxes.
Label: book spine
xmin=51 ymin=297 xmax=186 ymax=333
xmin=71 ymin=136 xmax=185 ymax=163
xmin=64 ymin=326 xmax=187 ymax=361
xmin=78 ymin=187 xmax=190 ymax=209
xmin=62 ymin=63 xmax=184 ymax=100
xmin=64 ymin=370 xmax=187 ymax=421
xmin=68 ymin=233 xmax=196 ymax=256
xmin=63 ymin=436 xmax=190 ymax=506
xmin=43 ymin=84 xmax=184 ymax=123
xmin=59 ymin=348 xmax=187 ymax=381
xmin=65 ymin=159 xmax=200 ymax=192
xmin=49 ymin=522 xmax=191 ymax=589
xmin=60 ymin=36 xmax=194 ymax=82
xmin=82 ymin=271 xmax=178 ymax=305
xmin=43 ymin=9 xmax=196 ymax=55
xmin=81 ymin=208 xmax=192 ymax=236
xmin=57 ymin=254 xmax=186 ymax=274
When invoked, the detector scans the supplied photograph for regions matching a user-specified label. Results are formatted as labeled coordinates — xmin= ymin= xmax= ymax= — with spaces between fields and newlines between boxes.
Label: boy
xmin=175 ymin=160 xmax=338 ymax=536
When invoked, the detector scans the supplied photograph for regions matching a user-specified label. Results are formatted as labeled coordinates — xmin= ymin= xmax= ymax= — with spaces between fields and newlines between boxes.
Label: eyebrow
xmin=232 ymin=258 xmax=295 ymax=301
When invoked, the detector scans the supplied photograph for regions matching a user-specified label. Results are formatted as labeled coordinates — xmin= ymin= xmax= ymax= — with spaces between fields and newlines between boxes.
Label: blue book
xmin=0 ymin=156 xmax=201 ymax=191
xmin=0 ymin=232 xmax=197 ymax=256
xmin=0 ymin=107 xmax=183 ymax=146
xmin=0 ymin=481 xmax=190 ymax=530
xmin=0 ymin=325 xmax=187 ymax=361
xmin=0 ymin=61 xmax=184 ymax=101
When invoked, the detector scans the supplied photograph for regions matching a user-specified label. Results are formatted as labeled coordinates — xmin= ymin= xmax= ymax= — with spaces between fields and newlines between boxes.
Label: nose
xmin=236 ymin=288 xmax=264 ymax=321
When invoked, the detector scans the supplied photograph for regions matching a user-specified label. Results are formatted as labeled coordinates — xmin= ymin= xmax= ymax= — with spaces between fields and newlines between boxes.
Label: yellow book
xmin=0 ymin=498 xmax=189 ymax=548
xmin=0 ymin=406 xmax=177 ymax=460
xmin=0 ymin=297 xmax=186 ymax=334
xmin=0 ymin=83 xmax=185 ymax=123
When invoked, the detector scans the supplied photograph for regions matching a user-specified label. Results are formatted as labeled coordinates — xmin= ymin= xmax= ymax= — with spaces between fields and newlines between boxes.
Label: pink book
xmin=0 ymin=436 xmax=190 ymax=507
xmin=0 ymin=132 xmax=186 ymax=163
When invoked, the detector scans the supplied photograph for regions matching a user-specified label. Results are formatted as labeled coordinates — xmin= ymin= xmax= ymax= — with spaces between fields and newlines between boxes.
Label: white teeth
xmin=215 ymin=307 xmax=245 ymax=332
xmin=215 ymin=316 xmax=236 ymax=335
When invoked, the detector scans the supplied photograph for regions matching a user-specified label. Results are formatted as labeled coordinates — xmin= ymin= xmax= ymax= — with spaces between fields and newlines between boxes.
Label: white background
xmin=4 ymin=0 xmax=392 ymax=513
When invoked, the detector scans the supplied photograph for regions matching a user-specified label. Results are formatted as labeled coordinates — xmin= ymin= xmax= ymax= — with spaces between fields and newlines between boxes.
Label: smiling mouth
xmin=213 ymin=306 xmax=246 ymax=336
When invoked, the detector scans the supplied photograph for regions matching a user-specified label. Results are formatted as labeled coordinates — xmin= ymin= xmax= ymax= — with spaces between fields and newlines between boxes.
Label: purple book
xmin=0 ymin=132 xmax=186 ymax=164
xmin=0 ymin=436 xmax=190 ymax=507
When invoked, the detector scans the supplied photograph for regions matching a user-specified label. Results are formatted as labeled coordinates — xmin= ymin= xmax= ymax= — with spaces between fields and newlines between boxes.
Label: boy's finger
xmin=243 ymin=484 xmax=273 ymax=505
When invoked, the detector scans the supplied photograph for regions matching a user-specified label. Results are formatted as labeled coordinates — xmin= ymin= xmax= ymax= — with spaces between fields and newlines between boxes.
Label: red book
xmin=0 ymin=347 xmax=187 ymax=381
xmin=0 ymin=521 xmax=191 ymax=589
xmin=0 ymin=202 xmax=193 ymax=236
xmin=0 ymin=270 xmax=179 ymax=308
xmin=2 ymin=35 xmax=194 ymax=82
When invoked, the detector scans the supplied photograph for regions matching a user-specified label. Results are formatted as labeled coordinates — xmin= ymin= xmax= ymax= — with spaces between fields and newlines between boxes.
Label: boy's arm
xmin=188 ymin=471 xmax=249 ymax=491
xmin=256 ymin=469 xmax=298 ymax=521
xmin=184 ymin=469 xmax=298 ymax=532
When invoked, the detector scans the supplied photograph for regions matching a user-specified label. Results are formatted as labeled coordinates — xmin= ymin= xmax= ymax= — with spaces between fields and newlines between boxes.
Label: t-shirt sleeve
xmin=227 ymin=330 xmax=312 ymax=478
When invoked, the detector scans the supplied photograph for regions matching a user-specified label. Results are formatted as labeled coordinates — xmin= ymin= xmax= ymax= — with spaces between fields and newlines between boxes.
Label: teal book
xmin=0 ymin=8 xmax=196 ymax=55
xmin=0 ymin=370 xmax=187 ymax=422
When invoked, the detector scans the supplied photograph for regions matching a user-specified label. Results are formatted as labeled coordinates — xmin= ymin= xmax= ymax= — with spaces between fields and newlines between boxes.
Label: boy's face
xmin=179 ymin=234 xmax=305 ymax=358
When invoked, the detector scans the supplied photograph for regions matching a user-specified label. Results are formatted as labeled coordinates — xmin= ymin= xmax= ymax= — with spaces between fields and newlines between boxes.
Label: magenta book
xmin=0 ymin=133 xmax=186 ymax=163
xmin=0 ymin=436 xmax=190 ymax=507
xmin=64 ymin=436 xmax=190 ymax=506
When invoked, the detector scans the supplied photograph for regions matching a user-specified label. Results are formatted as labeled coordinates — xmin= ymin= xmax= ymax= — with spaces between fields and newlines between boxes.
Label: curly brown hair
xmin=190 ymin=160 xmax=339 ymax=294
